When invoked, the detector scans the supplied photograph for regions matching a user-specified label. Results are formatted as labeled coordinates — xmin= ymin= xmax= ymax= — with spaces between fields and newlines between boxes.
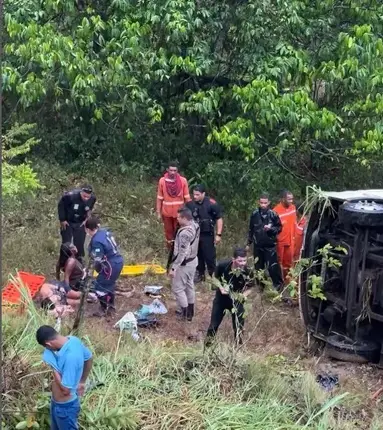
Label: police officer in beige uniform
xmin=169 ymin=207 xmax=200 ymax=322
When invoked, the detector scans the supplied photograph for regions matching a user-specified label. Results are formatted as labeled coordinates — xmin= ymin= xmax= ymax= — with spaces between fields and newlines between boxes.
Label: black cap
xmin=193 ymin=184 xmax=206 ymax=193
xmin=81 ymin=184 xmax=93 ymax=194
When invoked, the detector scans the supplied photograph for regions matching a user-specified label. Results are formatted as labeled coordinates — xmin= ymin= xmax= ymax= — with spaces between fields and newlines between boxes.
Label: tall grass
xmin=3 ymin=297 xmax=351 ymax=430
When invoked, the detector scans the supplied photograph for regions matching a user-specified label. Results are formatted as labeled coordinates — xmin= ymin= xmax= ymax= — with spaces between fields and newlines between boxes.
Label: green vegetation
xmin=2 ymin=123 xmax=41 ymax=198
xmin=1 ymin=295 xmax=361 ymax=430
xmin=3 ymin=0 xmax=383 ymax=211
xmin=3 ymin=0 xmax=383 ymax=428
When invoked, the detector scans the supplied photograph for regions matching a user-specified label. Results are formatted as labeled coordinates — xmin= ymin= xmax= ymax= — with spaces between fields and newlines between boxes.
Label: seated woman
xmin=38 ymin=243 xmax=86 ymax=317
xmin=55 ymin=242 xmax=86 ymax=291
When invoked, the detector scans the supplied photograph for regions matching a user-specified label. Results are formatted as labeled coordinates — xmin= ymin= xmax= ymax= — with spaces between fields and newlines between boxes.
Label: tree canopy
xmin=3 ymin=0 xmax=383 ymax=207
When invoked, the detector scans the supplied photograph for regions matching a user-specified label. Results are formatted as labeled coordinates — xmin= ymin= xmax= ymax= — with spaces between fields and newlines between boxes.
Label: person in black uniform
xmin=246 ymin=193 xmax=283 ymax=291
xmin=205 ymin=247 xmax=254 ymax=347
xmin=57 ymin=185 xmax=96 ymax=262
xmin=186 ymin=184 xmax=223 ymax=283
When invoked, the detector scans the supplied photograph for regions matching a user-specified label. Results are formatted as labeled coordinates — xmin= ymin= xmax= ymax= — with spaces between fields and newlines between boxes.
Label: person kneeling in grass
xmin=205 ymin=247 xmax=255 ymax=347
xmin=36 ymin=325 xmax=93 ymax=430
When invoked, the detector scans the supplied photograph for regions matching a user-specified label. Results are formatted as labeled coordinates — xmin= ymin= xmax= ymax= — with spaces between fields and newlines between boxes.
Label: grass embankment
xmin=3 ymin=305 xmax=366 ymax=430
xmin=2 ymin=164 xmax=383 ymax=429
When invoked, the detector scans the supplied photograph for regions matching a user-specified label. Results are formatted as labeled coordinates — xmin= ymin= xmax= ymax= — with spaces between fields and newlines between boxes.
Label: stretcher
xmin=93 ymin=264 xmax=166 ymax=278
xmin=2 ymin=271 xmax=46 ymax=309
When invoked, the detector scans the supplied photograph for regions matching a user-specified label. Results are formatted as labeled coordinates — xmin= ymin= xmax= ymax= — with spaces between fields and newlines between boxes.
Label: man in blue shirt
xmin=85 ymin=216 xmax=124 ymax=317
xmin=36 ymin=325 xmax=93 ymax=430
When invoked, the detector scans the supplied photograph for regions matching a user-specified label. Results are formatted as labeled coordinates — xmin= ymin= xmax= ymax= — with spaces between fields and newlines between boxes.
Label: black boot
xmin=93 ymin=293 xmax=114 ymax=318
xmin=186 ymin=303 xmax=194 ymax=322
xmin=177 ymin=307 xmax=188 ymax=321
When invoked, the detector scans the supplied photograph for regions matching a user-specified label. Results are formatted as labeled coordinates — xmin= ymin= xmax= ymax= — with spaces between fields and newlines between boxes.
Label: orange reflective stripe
xmin=278 ymin=210 xmax=296 ymax=218
xmin=163 ymin=201 xmax=185 ymax=205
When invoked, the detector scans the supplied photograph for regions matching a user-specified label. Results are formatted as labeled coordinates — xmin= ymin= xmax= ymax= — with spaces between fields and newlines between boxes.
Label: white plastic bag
xmin=114 ymin=312 xmax=140 ymax=341
xmin=147 ymin=299 xmax=167 ymax=315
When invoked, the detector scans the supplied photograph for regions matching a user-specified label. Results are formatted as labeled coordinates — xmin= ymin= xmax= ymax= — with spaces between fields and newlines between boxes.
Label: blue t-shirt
xmin=43 ymin=336 xmax=92 ymax=403
xmin=89 ymin=228 xmax=123 ymax=265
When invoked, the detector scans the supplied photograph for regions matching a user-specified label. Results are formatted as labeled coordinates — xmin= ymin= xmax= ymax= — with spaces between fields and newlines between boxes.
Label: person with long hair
xmin=39 ymin=243 xmax=90 ymax=318
xmin=55 ymin=242 xmax=85 ymax=290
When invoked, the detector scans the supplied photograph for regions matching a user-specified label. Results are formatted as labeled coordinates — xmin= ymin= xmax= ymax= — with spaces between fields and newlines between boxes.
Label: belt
xmin=181 ymin=257 xmax=196 ymax=266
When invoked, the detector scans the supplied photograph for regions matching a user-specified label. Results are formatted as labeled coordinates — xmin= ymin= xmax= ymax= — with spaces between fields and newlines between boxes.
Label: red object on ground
xmin=2 ymin=271 xmax=46 ymax=304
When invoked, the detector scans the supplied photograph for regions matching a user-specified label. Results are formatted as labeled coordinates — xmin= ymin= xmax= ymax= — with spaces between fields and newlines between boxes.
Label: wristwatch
xmin=217 ymin=233 xmax=222 ymax=237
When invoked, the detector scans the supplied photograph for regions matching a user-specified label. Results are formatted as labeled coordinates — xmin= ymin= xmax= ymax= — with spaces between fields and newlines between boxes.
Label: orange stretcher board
xmin=2 ymin=271 xmax=46 ymax=307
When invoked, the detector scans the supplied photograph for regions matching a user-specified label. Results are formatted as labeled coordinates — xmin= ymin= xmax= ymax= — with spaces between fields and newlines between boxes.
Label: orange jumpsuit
xmin=273 ymin=203 xmax=296 ymax=280
xmin=157 ymin=175 xmax=191 ymax=248
xmin=294 ymin=216 xmax=307 ymax=262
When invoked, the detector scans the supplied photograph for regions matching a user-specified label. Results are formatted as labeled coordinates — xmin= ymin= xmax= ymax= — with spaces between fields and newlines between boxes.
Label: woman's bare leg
xmin=67 ymin=290 xmax=81 ymax=300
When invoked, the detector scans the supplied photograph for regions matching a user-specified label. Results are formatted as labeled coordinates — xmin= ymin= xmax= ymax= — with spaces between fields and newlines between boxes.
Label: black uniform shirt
xmin=247 ymin=208 xmax=282 ymax=248
xmin=186 ymin=197 xmax=223 ymax=234
xmin=215 ymin=259 xmax=254 ymax=295
xmin=58 ymin=189 xmax=96 ymax=224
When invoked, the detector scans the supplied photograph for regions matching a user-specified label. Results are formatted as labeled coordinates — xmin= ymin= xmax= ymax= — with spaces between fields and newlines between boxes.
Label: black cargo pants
xmin=197 ymin=232 xmax=216 ymax=277
xmin=60 ymin=222 xmax=86 ymax=258
xmin=206 ymin=292 xmax=245 ymax=345
xmin=254 ymin=246 xmax=283 ymax=291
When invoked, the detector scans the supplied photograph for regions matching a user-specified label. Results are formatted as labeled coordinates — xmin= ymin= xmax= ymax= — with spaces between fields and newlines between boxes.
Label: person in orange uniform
xmin=156 ymin=162 xmax=191 ymax=249
xmin=294 ymin=204 xmax=307 ymax=262
xmin=273 ymin=190 xmax=296 ymax=280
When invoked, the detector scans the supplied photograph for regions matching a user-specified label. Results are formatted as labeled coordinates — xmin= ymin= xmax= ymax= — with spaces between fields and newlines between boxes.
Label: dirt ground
xmin=85 ymin=275 xmax=303 ymax=349
xmin=83 ymin=274 xmax=383 ymax=402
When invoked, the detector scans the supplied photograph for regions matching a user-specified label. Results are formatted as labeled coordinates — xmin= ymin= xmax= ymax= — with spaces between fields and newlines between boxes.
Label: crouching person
xmin=205 ymin=247 xmax=254 ymax=347
xmin=85 ymin=217 xmax=124 ymax=318
xmin=169 ymin=207 xmax=200 ymax=321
